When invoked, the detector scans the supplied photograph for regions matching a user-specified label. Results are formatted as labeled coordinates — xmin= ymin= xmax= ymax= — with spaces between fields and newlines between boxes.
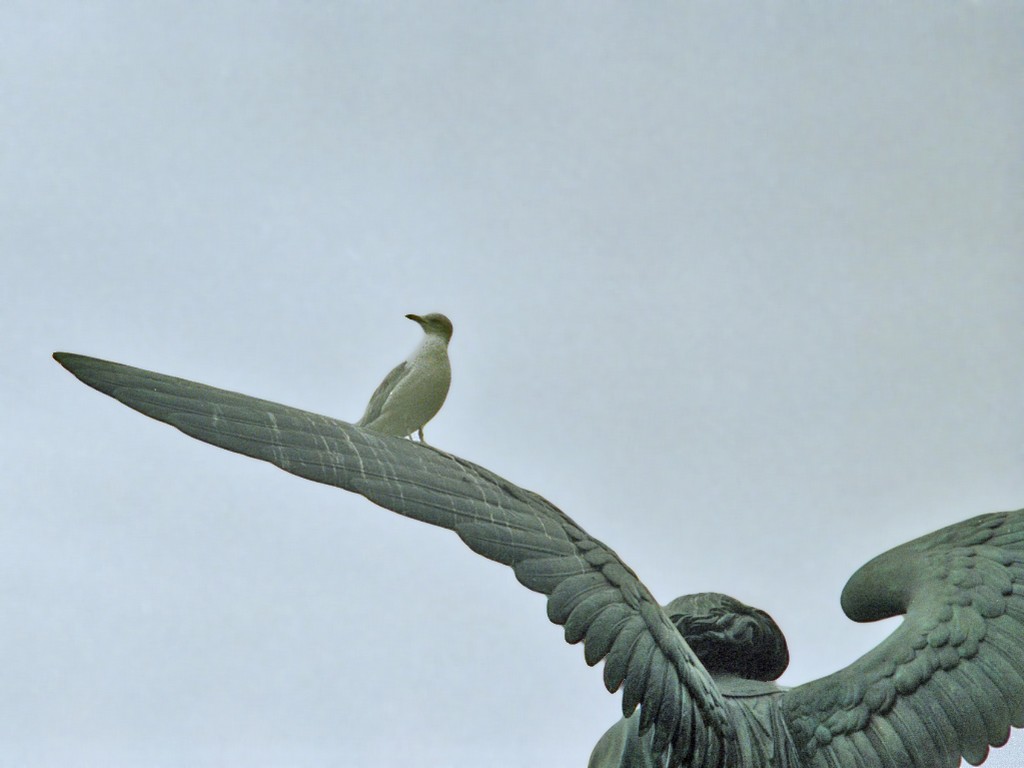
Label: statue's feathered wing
xmin=781 ymin=510 xmax=1024 ymax=767
xmin=53 ymin=353 xmax=735 ymax=766
xmin=54 ymin=352 xmax=1024 ymax=768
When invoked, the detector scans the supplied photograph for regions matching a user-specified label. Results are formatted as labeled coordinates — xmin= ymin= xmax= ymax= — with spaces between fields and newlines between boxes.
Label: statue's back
xmin=589 ymin=677 xmax=801 ymax=768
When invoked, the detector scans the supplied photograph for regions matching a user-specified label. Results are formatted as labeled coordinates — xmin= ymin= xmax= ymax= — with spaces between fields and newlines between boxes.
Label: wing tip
xmin=53 ymin=351 xmax=98 ymax=374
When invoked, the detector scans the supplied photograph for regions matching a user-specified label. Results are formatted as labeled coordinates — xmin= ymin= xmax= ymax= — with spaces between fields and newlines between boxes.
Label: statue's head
xmin=664 ymin=592 xmax=789 ymax=681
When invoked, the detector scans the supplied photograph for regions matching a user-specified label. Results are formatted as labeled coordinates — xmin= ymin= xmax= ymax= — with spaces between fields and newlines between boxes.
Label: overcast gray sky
xmin=4 ymin=3 xmax=1023 ymax=766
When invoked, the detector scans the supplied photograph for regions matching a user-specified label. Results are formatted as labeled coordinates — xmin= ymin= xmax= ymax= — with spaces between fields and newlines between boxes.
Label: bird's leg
xmin=418 ymin=428 xmax=427 ymax=443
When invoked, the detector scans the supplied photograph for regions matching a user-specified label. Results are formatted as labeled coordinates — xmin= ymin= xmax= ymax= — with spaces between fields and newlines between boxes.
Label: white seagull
xmin=356 ymin=313 xmax=452 ymax=442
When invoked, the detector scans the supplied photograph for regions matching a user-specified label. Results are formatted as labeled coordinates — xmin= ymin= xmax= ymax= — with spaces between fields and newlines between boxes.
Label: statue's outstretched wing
xmin=54 ymin=352 xmax=734 ymax=766
xmin=781 ymin=509 xmax=1024 ymax=767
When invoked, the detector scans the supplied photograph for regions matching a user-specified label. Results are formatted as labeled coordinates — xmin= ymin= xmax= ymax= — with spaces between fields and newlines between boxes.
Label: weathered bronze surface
xmin=54 ymin=352 xmax=1024 ymax=767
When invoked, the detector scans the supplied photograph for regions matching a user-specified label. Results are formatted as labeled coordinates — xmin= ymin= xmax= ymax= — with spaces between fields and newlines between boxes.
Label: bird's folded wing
xmin=781 ymin=509 xmax=1024 ymax=767
xmin=356 ymin=360 xmax=407 ymax=426
xmin=54 ymin=352 xmax=736 ymax=766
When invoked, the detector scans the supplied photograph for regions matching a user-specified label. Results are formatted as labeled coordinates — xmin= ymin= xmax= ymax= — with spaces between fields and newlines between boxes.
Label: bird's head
xmin=406 ymin=313 xmax=454 ymax=342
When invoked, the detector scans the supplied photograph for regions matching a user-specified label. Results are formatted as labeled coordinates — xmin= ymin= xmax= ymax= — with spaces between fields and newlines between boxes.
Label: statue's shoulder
xmin=714 ymin=674 xmax=788 ymax=699
xmin=588 ymin=714 xmax=654 ymax=768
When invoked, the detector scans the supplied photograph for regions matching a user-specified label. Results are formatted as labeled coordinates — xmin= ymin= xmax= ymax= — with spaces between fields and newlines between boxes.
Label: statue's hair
xmin=663 ymin=592 xmax=789 ymax=682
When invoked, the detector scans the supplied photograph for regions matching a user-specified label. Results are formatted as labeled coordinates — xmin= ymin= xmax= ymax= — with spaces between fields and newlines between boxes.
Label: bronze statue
xmin=53 ymin=352 xmax=1024 ymax=767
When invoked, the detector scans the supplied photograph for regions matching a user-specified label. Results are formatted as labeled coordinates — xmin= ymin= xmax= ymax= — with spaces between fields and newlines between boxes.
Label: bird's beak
xmin=405 ymin=313 xmax=425 ymax=326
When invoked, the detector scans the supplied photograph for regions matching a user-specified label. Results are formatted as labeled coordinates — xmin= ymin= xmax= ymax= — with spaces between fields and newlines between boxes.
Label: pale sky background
xmin=3 ymin=3 xmax=1023 ymax=767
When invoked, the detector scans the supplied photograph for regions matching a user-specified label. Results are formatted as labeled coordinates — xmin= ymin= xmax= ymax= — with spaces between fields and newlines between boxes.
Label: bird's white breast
xmin=374 ymin=335 xmax=450 ymax=437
